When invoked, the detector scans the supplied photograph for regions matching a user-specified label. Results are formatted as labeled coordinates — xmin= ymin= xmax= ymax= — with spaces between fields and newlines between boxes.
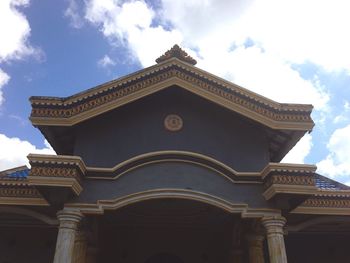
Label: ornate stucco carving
xmin=156 ymin=44 xmax=197 ymax=65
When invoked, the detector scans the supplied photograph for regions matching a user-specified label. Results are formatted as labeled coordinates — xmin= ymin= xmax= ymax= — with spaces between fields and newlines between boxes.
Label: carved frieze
xmin=0 ymin=186 xmax=42 ymax=198
xmin=262 ymin=164 xmax=317 ymax=203
xmin=264 ymin=174 xmax=315 ymax=190
xmin=302 ymin=198 xmax=350 ymax=208
xmin=30 ymin=166 xmax=81 ymax=183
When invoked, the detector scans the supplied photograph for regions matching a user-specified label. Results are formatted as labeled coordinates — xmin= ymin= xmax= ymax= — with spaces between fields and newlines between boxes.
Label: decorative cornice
xmin=0 ymin=197 xmax=48 ymax=206
xmin=28 ymin=154 xmax=87 ymax=174
xmin=262 ymin=163 xmax=317 ymax=201
xmin=29 ymin=59 xmax=314 ymax=131
xmin=263 ymin=184 xmax=317 ymax=200
xmin=292 ymin=197 xmax=350 ymax=215
xmin=27 ymin=154 xmax=86 ymax=201
xmin=302 ymin=197 xmax=350 ymax=208
xmin=0 ymin=185 xmax=41 ymax=198
xmin=0 ymin=176 xmax=48 ymax=206
xmin=264 ymin=174 xmax=315 ymax=189
xmin=261 ymin=163 xmax=317 ymax=179
xmin=156 ymin=45 xmax=197 ymax=65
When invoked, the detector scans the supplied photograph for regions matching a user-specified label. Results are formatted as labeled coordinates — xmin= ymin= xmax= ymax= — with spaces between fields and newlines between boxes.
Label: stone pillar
xmin=246 ymin=233 xmax=265 ymax=263
xmin=261 ymin=216 xmax=287 ymax=263
xmin=73 ymin=230 xmax=88 ymax=263
xmin=53 ymin=209 xmax=84 ymax=263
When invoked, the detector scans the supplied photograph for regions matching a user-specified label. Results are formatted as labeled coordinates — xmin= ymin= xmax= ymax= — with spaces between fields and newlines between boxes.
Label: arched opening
xmin=96 ymin=198 xmax=241 ymax=263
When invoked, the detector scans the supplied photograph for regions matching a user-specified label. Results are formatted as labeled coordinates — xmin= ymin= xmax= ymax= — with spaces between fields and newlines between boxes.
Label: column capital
xmin=261 ymin=216 xmax=286 ymax=235
xmin=57 ymin=209 xmax=84 ymax=230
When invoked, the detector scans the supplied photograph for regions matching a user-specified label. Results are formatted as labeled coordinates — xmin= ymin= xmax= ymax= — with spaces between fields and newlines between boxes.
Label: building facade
xmin=1 ymin=45 xmax=350 ymax=263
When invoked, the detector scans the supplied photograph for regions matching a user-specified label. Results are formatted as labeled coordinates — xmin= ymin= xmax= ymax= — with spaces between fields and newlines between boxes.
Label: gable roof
xmin=29 ymin=45 xmax=315 ymax=161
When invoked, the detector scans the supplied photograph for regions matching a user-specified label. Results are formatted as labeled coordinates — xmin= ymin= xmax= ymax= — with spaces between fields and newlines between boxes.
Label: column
xmin=73 ymin=230 xmax=88 ymax=263
xmin=246 ymin=233 xmax=265 ymax=263
xmin=53 ymin=209 xmax=84 ymax=263
xmin=261 ymin=216 xmax=287 ymax=263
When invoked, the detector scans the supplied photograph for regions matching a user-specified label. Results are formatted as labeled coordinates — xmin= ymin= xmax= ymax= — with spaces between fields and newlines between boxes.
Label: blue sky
xmin=0 ymin=0 xmax=349 ymax=185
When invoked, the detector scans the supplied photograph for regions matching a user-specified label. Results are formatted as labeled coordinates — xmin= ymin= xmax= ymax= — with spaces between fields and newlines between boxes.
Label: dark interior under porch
xmin=1 ymin=201 xmax=350 ymax=262
xmin=96 ymin=199 xmax=247 ymax=263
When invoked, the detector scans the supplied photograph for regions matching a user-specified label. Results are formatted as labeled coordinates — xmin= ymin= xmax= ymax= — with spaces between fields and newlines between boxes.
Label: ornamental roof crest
xmin=156 ymin=44 xmax=197 ymax=65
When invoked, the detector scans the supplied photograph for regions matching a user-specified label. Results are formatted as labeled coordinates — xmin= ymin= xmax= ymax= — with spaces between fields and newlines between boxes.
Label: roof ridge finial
xmin=156 ymin=44 xmax=197 ymax=65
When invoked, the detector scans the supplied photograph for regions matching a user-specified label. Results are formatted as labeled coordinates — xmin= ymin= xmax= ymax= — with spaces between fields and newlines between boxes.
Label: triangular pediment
xmin=30 ymin=58 xmax=313 ymax=131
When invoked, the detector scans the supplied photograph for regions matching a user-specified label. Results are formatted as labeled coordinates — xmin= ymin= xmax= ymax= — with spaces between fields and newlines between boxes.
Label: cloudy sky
xmin=0 ymin=0 xmax=349 ymax=184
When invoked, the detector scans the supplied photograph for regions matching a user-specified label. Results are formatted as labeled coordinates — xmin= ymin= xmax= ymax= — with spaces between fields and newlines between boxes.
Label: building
xmin=1 ymin=45 xmax=350 ymax=263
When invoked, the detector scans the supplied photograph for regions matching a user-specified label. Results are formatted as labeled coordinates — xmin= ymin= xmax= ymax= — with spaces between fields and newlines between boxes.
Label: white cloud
xmin=236 ymin=0 xmax=350 ymax=72
xmin=161 ymin=0 xmax=350 ymax=73
xmin=98 ymin=54 xmax=116 ymax=68
xmin=317 ymin=124 xmax=350 ymax=181
xmin=160 ymin=0 xmax=253 ymax=48
xmin=0 ymin=0 xmax=35 ymax=62
xmin=0 ymin=69 xmax=10 ymax=106
xmin=198 ymin=46 xmax=329 ymax=110
xmin=282 ymin=133 xmax=313 ymax=164
xmin=64 ymin=0 xmax=84 ymax=29
xmin=85 ymin=0 xmax=183 ymax=66
xmin=0 ymin=134 xmax=56 ymax=171
xmin=0 ymin=0 xmax=40 ymax=106
xmin=333 ymin=101 xmax=350 ymax=124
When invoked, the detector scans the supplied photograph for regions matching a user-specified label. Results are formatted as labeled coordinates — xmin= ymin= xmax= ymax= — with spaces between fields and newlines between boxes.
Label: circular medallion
xmin=164 ymin=114 xmax=183 ymax=131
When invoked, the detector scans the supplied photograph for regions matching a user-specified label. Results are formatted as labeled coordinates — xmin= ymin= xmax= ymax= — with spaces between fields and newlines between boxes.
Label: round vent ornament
xmin=164 ymin=114 xmax=183 ymax=131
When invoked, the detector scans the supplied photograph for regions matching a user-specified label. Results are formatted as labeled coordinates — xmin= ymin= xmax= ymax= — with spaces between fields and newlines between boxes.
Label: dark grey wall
xmin=74 ymin=161 xmax=272 ymax=209
xmin=73 ymin=87 xmax=269 ymax=172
